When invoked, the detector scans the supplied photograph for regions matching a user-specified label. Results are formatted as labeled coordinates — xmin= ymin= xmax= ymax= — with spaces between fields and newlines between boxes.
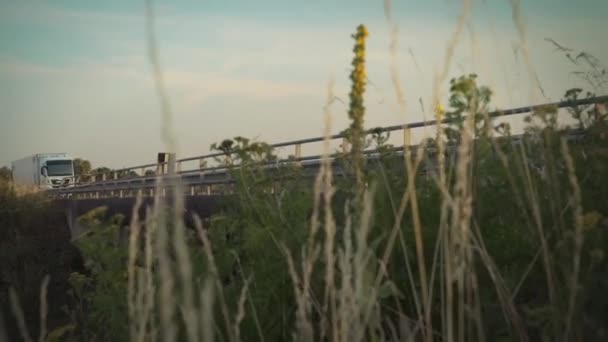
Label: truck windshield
xmin=46 ymin=160 xmax=73 ymax=176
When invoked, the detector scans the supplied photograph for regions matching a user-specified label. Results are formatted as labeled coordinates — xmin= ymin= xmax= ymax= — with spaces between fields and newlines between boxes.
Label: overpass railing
xmin=50 ymin=95 xmax=607 ymax=198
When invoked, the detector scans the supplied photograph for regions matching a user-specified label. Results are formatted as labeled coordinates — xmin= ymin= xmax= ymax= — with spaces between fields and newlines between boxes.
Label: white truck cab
xmin=12 ymin=153 xmax=75 ymax=190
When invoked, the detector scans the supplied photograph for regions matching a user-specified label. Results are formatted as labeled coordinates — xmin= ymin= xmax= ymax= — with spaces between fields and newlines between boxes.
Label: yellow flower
xmin=357 ymin=24 xmax=369 ymax=37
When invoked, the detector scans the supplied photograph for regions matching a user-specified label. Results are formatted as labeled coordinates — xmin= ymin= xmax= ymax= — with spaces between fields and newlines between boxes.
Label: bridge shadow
xmin=57 ymin=195 xmax=227 ymax=239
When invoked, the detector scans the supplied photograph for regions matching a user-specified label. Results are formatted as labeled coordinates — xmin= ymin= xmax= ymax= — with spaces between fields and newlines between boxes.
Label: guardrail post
xmin=294 ymin=144 xmax=302 ymax=166
xmin=206 ymin=185 xmax=211 ymax=195
xmin=157 ymin=153 xmax=177 ymax=175
xmin=119 ymin=190 xmax=124 ymax=198
xmin=190 ymin=186 xmax=195 ymax=196
xmin=102 ymin=173 xmax=107 ymax=181
xmin=157 ymin=153 xmax=167 ymax=174
xmin=295 ymin=143 xmax=302 ymax=158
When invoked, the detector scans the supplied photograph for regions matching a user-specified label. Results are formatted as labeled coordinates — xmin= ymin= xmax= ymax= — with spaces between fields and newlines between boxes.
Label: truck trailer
xmin=11 ymin=153 xmax=75 ymax=190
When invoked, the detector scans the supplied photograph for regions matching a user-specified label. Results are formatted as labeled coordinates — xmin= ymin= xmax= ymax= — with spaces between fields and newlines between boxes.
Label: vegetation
xmin=2 ymin=24 xmax=608 ymax=342
xmin=0 ymin=166 xmax=10 ymax=181
xmin=345 ymin=24 xmax=370 ymax=192
xmin=72 ymin=159 xmax=92 ymax=179
xmin=0 ymin=179 xmax=83 ymax=341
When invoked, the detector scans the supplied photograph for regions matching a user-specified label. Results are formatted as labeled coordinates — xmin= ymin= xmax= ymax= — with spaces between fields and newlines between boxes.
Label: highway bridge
xmin=47 ymin=95 xmax=606 ymax=238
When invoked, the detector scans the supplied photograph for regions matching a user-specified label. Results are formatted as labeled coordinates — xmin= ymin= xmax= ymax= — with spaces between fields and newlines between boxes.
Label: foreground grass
xmin=0 ymin=181 xmax=84 ymax=341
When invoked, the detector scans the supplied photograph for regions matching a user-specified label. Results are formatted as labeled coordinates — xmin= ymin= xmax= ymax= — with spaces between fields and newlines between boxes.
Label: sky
xmin=0 ymin=0 xmax=606 ymax=169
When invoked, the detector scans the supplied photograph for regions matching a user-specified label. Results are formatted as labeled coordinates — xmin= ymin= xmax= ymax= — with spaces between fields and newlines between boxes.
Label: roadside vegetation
xmin=0 ymin=177 xmax=84 ymax=341
xmin=2 ymin=13 xmax=608 ymax=342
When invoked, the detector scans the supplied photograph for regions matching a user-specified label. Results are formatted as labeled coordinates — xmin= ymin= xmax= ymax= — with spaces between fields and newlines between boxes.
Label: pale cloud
xmin=0 ymin=1 xmax=143 ymax=29
xmin=0 ymin=58 xmax=145 ymax=86
xmin=172 ymin=72 xmax=324 ymax=98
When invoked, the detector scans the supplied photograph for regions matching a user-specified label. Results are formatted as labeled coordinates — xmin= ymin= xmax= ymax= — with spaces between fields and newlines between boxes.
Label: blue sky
xmin=0 ymin=0 xmax=606 ymax=168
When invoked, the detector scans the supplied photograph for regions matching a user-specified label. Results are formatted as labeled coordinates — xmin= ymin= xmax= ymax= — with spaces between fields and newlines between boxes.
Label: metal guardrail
xmin=50 ymin=129 xmax=588 ymax=199
xmin=50 ymin=95 xmax=606 ymax=199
